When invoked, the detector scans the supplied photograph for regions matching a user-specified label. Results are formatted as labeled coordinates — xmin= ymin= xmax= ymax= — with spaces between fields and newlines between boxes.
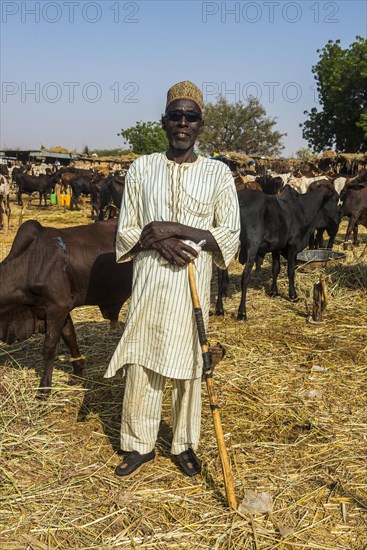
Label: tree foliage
xmin=118 ymin=121 xmax=168 ymax=155
xmin=301 ymin=36 xmax=367 ymax=153
xmin=90 ymin=148 xmax=131 ymax=157
xmin=197 ymin=97 xmax=285 ymax=156
xmin=296 ymin=147 xmax=315 ymax=161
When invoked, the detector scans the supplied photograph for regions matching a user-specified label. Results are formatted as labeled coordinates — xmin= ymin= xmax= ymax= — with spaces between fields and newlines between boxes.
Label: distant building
xmin=0 ymin=150 xmax=76 ymax=165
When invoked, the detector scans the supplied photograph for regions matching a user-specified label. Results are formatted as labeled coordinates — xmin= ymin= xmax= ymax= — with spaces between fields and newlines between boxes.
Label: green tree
xmin=197 ymin=97 xmax=285 ymax=156
xmin=301 ymin=36 xmax=367 ymax=153
xmin=90 ymin=148 xmax=131 ymax=157
xmin=118 ymin=121 xmax=168 ymax=155
xmin=296 ymin=147 xmax=315 ymax=161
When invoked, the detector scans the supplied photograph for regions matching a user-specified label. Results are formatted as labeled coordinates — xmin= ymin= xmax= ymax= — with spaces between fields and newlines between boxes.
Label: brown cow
xmin=0 ymin=219 xmax=132 ymax=397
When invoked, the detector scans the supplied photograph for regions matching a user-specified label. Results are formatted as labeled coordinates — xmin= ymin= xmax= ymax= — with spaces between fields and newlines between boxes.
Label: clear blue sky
xmin=1 ymin=0 xmax=366 ymax=156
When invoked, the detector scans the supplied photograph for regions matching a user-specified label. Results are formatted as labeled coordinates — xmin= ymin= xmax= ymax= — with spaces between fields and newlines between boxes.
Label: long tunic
xmin=104 ymin=153 xmax=240 ymax=380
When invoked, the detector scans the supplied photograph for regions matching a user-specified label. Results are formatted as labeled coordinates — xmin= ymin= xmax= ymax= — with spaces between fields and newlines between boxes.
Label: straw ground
xmin=1 ymin=200 xmax=366 ymax=549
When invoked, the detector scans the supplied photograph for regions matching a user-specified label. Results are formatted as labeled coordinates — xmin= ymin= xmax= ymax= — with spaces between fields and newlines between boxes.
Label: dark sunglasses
xmin=164 ymin=109 xmax=202 ymax=123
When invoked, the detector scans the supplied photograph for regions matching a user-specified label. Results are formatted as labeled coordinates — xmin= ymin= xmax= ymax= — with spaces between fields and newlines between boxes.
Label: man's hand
xmin=139 ymin=221 xmax=220 ymax=254
xmin=151 ymin=238 xmax=198 ymax=267
xmin=140 ymin=222 xmax=182 ymax=248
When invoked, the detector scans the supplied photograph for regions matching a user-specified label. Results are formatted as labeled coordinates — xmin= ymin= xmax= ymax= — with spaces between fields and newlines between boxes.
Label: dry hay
xmin=222 ymin=152 xmax=251 ymax=168
xmin=42 ymin=146 xmax=77 ymax=154
xmin=0 ymin=203 xmax=366 ymax=549
xmin=318 ymin=151 xmax=337 ymax=160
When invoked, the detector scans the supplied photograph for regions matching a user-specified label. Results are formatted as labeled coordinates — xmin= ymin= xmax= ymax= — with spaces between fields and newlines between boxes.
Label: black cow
xmin=255 ymin=175 xmax=284 ymax=195
xmin=342 ymin=181 xmax=367 ymax=248
xmin=12 ymin=164 xmax=32 ymax=184
xmin=69 ymin=176 xmax=94 ymax=211
xmin=89 ymin=176 xmax=108 ymax=219
xmin=58 ymin=167 xmax=95 ymax=193
xmin=97 ymin=175 xmax=125 ymax=220
xmin=0 ymin=165 xmax=9 ymax=177
xmin=307 ymin=180 xmax=342 ymax=249
xmin=15 ymin=173 xmax=60 ymax=206
xmin=0 ymin=219 xmax=133 ymax=397
xmin=216 ymin=185 xmax=339 ymax=320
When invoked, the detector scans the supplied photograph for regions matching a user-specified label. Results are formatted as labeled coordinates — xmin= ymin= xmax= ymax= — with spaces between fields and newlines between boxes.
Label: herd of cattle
xmin=0 ymin=163 xmax=125 ymax=223
xmin=0 ymin=160 xmax=366 ymax=396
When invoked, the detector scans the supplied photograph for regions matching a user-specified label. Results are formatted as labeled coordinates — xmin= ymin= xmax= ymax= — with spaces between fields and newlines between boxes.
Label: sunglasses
xmin=164 ymin=109 xmax=202 ymax=123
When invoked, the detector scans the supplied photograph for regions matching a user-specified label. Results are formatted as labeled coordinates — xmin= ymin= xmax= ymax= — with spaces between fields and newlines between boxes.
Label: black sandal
xmin=115 ymin=450 xmax=155 ymax=478
xmin=174 ymin=449 xmax=201 ymax=477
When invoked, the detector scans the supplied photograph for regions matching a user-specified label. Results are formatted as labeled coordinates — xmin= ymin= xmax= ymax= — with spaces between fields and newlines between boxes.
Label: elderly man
xmin=105 ymin=81 xmax=240 ymax=478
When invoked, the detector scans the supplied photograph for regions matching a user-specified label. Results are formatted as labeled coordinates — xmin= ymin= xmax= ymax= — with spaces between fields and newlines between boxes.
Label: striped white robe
xmin=104 ymin=153 xmax=240 ymax=380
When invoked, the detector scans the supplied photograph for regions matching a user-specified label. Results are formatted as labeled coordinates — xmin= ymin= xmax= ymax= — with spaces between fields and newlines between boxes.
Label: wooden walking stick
xmin=188 ymin=262 xmax=237 ymax=511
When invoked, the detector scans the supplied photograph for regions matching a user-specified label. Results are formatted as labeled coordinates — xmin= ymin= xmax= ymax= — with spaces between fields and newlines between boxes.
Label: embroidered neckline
xmin=161 ymin=153 xmax=202 ymax=167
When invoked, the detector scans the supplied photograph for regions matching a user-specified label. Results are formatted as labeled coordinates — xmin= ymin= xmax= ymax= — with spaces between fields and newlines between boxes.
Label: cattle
xmin=345 ymin=170 xmax=367 ymax=185
xmin=232 ymin=169 xmax=262 ymax=192
xmin=287 ymin=175 xmax=332 ymax=194
xmin=68 ymin=171 xmax=106 ymax=215
xmin=216 ymin=185 xmax=339 ymax=320
xmin=255 ymin=175 xmax=284 ymax=195
xmin=0 ymin=175 xmax=11 ymax=231
xmin=0 ymin=164 xmax=9 ymax=177
xmin=69 ymin=176 xmax=93 ymax=211
xmin=307 ymin=180 xmax=341 ymax=249
xmin=15 ymin=172 xmax=60 ymax=206
xmin=12 ymin=164 xmax=31 ymax=184
xmin=97 ymin=175 xmax=125 ymax=220
xmin=293 ymin=162 xmax=322 ymax=178
xmin=0 ymin=219 xmax=133 ymax=397
xmin=342 ymin=181 xmax=367 ymax=248
xmin=58 ymin=167 xmax=95 ymax=192
xmin=332 ymin=176 xmax=348 ymax=195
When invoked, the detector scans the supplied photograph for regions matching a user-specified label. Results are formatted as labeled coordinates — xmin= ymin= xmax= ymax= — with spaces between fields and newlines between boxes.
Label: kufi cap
xmin=166 ymin=80 xmax=203 ymax=111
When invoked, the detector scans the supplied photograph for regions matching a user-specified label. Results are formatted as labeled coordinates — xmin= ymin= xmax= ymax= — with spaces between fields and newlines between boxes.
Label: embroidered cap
xmin=166 ymin=80 xmax=203 ymax=111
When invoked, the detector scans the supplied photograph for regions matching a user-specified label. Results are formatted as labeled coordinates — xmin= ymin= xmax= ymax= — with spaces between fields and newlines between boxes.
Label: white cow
xmin=287 ymin=175 xmax=331 ymax=194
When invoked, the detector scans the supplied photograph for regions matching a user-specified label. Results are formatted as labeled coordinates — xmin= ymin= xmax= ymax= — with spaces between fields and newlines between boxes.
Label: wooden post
xmin=312 ymin=274 xmax=328 ymax=323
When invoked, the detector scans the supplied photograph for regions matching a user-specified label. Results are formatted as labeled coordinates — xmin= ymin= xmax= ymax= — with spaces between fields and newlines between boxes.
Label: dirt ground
xmin=1 ymin=199 xmax=366 ymax=549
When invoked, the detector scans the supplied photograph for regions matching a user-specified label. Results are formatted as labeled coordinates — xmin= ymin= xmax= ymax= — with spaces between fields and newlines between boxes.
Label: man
xmin=104 ymin=80 xmax=240 ymax=478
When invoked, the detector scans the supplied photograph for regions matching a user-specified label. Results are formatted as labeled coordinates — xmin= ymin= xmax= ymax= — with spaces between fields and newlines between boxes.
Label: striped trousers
xmin=120 ymin=364 xmax=202 ymax=455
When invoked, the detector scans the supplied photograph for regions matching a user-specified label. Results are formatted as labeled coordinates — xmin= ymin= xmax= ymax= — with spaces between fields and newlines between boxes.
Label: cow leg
xmin=315 ymin=229 xmax=324 ymax=249
xmin=61 ymin=314 xmax=85 ymax=382
xmin=70 ymin=195 xmax=80 ymax=211
xmin=237 ymin=252 xmax=256 ymax=321
xmin=287 ymin=249 xmax=298 ymax=301
xmin=6 ymin=196 xmax=11 ymax=220
xmin=343 ymin=216 xmax=357 ymax=249
xmin=215 ymin=267 xmax=229 ymax=316
xmin=38 ymin=311 xmax=68 ymax=398
xmin=353 ymin=224 xmax=359 ymax=246
xmin=326 ymin=223 xmax=338 ymax=249
xmin=255 ymin=254 xmax=264 ymax=272
xmin=309 ymin=231 xmax=316 ymax=250
xmin=17 ymin=192 xmax=23 ymax=206
xmin=270 ymin=251 xmax=281 ymax=296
